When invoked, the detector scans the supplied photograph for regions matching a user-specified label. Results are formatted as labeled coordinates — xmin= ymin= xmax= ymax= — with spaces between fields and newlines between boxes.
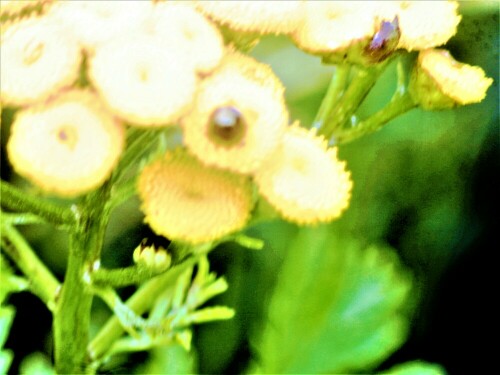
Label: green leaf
xmin=380 ymin=360 xmax=446 ymax=375
xmin=252 ymin=225 xmax=413 ymax=374
xmin=19 ymin=352 xmax=55 ymax=375
xmin=0 ymin=350 xmax=13 ymax=375
xmin=135 ymin=344 xmax=197 ymax=375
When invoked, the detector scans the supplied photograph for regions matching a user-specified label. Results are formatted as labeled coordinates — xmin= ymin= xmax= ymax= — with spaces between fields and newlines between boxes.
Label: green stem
xmin=53 ymin=186 xmax=111 ymax=374
xmin=91 ymin=265 xmax=170 ymax=288
xmin=53 ymin=230 xmax=94 ymax=374
xmin=91 ymin=286 xmax=148 ymax=335
xmin=112 ymin=128 xmax=161 ymax=184
xmin=312 ymin=64 xmax=351 ymax=130
xmin=0 ymin=180 xmax=76 ymax=227
xmin=1 ymin=212 xmax=46 ymax=226
xmin=319 ymin=63 xmax=388 ymax=140
xmin=107 ymin=178 xmax=137 ymax=211
xmin=0 ymin=223 xmax=60 ymax=311
xmin=334 ymin=92 xmax=417 ymax=144
xmin=88 ymin=256 xmax=199 ymax=363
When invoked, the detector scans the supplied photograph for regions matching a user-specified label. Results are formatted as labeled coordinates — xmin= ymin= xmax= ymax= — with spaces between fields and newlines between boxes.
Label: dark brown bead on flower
xmin=207 ymin=106 xmax=247 ymax=148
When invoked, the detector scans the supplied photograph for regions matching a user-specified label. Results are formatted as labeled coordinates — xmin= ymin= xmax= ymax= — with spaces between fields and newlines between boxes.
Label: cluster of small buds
xmin=133 ymin=240 xmax=172 ymax=272
xmin=1 ymin=1 xmax=492 ymax=245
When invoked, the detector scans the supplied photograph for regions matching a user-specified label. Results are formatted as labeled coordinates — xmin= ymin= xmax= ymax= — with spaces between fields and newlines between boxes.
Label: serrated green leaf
xmin=253 ymin=225 xmax=413 ymax=374
xmin=19 ymin=352 xmax=55 ymax=375
xmin=380 ymin=360 xmax=446 ymax=375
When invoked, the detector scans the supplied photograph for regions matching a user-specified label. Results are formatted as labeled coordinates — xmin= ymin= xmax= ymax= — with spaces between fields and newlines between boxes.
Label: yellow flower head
xmin=138 ymin=149 xmax=254 ymax=244
xmin=395 ymin=1 xmax=461 ymax=51
xmin=143 ymin=2 xmax=225 ymax=75
xmin=7 ymin=90 xmax=125 ymax=197
xmin=182 ymin=52 xmax=288 ymax=174
xmin=89 ymin=34 xmax=198 ymax=127
xmin=409 ymin=49 xmax=494 ymax=109
xmin=292 ymin=1 xmax=385 ymax=55
xmin=193 ymin=0 xmax=304 ymax=35
xmin=254 ymin=125 xmax=352 ymax=225
xmin=46 ymin=0 xmax=152 ymax=52
xmin=0 ymin=16 xmax=81 ymax=106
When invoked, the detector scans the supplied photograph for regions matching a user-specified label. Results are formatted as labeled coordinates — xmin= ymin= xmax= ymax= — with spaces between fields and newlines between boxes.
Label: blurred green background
xmin=1 ymin=2 xmax=498 ymax=374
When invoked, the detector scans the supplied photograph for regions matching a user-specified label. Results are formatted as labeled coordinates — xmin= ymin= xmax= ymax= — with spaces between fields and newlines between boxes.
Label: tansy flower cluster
xmin=1 ymin=0 xmax=492 ymax=245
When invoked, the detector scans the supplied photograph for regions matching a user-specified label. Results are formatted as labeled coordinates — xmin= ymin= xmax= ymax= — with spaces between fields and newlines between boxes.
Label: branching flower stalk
xmin=318 ymin=62 xmax=389 ymax=141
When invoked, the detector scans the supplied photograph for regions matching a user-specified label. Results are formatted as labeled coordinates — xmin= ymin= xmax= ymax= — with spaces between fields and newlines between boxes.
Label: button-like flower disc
xmin=0 ymin=16 xmax=81 ymax=106
xmin=7 ymin=90 xmax=125 ymax=197
xmin=254 ymin=125 xmax=352 ymax=225
xmin=182 ymin=52 xmax=288 ymax=174
xmin=143 ymin=2 xmax=225 ymax=75
xmin=193 ymin=0 xmax=304 ymax=35
xmin=46 ymin=1 xmax=152 ymax=52
xmin=395 ymin=1 xmax=461 ymax=51
xmin=89 ymin=34 xmax=198 ymax=127
xmin=292 ymin=1 xmax=381 ymax=54
xmin=138 ymin=149 xmax=254 ymax=244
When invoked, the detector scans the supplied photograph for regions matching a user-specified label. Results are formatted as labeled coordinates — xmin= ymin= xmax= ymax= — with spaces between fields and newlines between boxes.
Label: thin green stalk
xmin=88 ymin=255 xmax=199 ymax=363
xmin=82 ymin=184 xmax=113 ymax=265
xmin=1 ymin=212 xmax=46 ymax=226
xmin=53 ymin=186 xmax=111 ymax=374
xmin=107 ymin=178 xmax=137 ymax=211
xmin=312 ymin=64 xmax=351 ymax=130
xmin=91 ymin=265 xmax=170 ymax=288
xmin=334 ymin=92 xmax=417 ymax=144
xmin=91 ymin=286 xmax=148 ymax=335
xmin=0 ymin=180 xmax=76 ymax=227
xmin=319 ymin=62 xmax=388 ymax=140
xmin=0 ymin=223 xmax=60 ymax=311
xmin=112 ymin=129 xmax=161 ymax=184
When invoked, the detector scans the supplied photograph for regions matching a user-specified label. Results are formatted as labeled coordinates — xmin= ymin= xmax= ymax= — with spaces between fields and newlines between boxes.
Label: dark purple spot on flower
xmin=58 ymin=129 xmax=68 ymax=141
xmin=365 ymin=17 xmax=400 ymax=63
xmin=370 ymin=17 xmax=400 ymax=51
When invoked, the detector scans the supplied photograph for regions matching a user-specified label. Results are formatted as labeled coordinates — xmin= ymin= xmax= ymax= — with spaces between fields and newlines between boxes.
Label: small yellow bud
xmin=409 ymin=49 xmax=493 ymax=109
xmin=133 ymin=240 xmax=172 ymax=272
